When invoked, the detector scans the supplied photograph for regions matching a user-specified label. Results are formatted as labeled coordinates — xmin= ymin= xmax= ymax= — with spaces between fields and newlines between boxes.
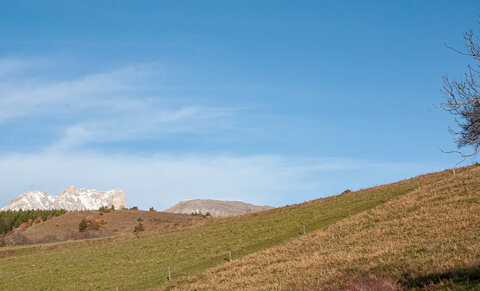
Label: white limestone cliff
xmin=0 ymin=186 xmax=127 ymax=211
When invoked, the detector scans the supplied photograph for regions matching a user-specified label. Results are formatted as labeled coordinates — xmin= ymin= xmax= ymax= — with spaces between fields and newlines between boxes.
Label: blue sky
xmin=1 ymin=0 xmax=479 ymax=210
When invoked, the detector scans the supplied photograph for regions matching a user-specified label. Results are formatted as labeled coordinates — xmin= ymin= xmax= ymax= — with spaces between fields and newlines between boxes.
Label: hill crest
xmin=164 ymin=198 xmax=274 ymax=217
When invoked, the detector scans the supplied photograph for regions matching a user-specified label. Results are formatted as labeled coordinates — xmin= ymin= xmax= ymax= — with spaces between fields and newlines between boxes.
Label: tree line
xmin=0 ymin=209 xmax=67 ymax=234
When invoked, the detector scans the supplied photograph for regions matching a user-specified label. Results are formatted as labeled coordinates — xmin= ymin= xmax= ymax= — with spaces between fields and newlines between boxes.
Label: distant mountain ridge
xmin=164 ymin=199 xmax=274 ymax=217
xmin=0 ymin=186 xmax=127 ymax=211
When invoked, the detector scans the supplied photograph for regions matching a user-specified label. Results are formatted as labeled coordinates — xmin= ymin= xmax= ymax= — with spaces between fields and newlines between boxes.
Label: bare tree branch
xmin=441 ymin=24 xmax=480 ymax=163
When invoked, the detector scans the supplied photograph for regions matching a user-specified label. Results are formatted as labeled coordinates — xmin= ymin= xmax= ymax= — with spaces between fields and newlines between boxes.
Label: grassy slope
xmin=172 ymin=165 xmax=480 ymax=290
xmin=0 ymin=167 xmax=452 ymax=290
xmin=3 ymin=209 xmax=204 ymax=246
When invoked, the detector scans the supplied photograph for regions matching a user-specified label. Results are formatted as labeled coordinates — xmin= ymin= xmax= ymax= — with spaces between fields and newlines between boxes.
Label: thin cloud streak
xmin=49 ymin=106 xmax=237 ymax=150
xmin=0 ymin=58 xmax=240 ymax=151
xmin=0 ymin=61 xmax=156 ymax=123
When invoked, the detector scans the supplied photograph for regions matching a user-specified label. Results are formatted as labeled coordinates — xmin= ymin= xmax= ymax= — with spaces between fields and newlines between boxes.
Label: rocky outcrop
xmin=164 ymin=199 xmax=274 ymax=217
xmin=0 ymin=186 xmax=127 ymax=211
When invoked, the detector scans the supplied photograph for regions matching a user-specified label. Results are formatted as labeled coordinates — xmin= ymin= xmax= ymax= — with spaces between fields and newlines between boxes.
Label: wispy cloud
xmin=50 ymin=106 xmax=234 ymax=150
xmin=0 ymin=61 xmax=157 ymax=123
xmin=0 ymin=58 xmax=238 ymax=151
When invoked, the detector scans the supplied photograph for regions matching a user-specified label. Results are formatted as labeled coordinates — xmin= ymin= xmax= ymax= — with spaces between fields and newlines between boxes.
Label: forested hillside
xmin=0 ymin=209 xmax=66 ymax=234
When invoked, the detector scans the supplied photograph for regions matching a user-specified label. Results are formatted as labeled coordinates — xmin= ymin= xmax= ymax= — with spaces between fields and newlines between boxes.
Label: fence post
xmin=227 ymin=248 xmax=232 ymax=262
xmin=168 ymin=266 xmax=171 ymax=281
xmin=302 ymin=224 xmax=306 ymax=235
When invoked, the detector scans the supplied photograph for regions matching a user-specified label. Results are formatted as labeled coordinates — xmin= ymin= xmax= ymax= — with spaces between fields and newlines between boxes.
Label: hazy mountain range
xmin=1 ymin=187 xmax=273 ymax=217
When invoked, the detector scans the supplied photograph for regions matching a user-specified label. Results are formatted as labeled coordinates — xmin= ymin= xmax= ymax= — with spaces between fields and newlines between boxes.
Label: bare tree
xmin=442 ymin=26 xmax=480 ymax=162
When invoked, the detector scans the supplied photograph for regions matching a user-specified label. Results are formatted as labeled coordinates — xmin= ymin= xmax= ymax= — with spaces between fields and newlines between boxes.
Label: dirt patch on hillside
xmin=3 ymin=210 xmax=205 ymax=246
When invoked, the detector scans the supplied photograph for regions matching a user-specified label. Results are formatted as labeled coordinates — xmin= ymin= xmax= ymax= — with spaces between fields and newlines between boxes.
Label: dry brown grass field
xmin=3 ymin=209 xmax=206 ymax=246
xmin=168 ymin=165 xmax=480 ymax=290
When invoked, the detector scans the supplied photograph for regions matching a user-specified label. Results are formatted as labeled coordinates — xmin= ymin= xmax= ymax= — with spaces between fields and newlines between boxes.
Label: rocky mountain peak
xmin=164 ymin=199 xmax=274 ymax=217
xmin=59 ymin=185 xmax=76 ymax=196
xmin=1 ymin=186 xmax=127 ymax=211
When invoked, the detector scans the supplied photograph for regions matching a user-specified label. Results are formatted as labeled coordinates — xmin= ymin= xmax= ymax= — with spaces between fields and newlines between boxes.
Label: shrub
xmin=137 ymin=217 xmax=143 ymax=222
xmin=78 ymin=218 xmax=87 ymax=232
xmin=33 ymin=217 xmax=43 ymax=225
xmin=134 ymin=223 xmax=144 ymax=232
xmin=130 ymin=206 xmax=138 ymax=210
xmin=191 ymin=211 xmax=212 ymax=218
xmin=149 ymin=207 xmax=155 ymax=211
xmin=341 ymin=189 xmax=352 ymax=195
xmin=98 ymin=206 xmax=112 ymax=213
